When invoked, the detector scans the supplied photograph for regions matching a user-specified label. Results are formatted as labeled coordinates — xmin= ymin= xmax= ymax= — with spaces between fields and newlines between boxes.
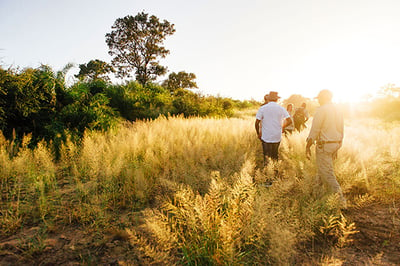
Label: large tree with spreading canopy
xmin=105 ymin=12 xmax=175 ymax=85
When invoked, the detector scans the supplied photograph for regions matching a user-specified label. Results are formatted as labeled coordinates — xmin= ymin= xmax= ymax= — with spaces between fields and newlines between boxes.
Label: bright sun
xmin=298 ymin=39 xmax=399 ymax=104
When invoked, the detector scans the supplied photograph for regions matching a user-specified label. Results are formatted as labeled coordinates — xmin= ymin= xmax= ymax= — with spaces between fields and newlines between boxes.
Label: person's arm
xmin=306 ymin=108 xmax=323 ymax=159
xmin=282 ymin=117 xmax=292 ymax=132
xmin=306 ymin=138 xmax=313 ymax=159
xmin=304 ymin=110 xmax=309 ymax=122
xmin=255 ymin=119 xmax=262 ymax=140
xmin=307 ymin=109 xmax=323 ymax=142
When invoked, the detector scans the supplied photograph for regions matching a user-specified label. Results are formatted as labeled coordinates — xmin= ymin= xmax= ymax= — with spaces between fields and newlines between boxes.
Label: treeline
xmin=0 ymin=11 xmax=262 ymax=148
xmin=0 ymin=65 xmax=256 ymax=149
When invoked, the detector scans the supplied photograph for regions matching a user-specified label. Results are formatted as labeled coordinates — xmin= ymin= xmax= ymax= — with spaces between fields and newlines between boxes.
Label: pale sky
xmin=1 ymin=0 xmax=400 ymax=102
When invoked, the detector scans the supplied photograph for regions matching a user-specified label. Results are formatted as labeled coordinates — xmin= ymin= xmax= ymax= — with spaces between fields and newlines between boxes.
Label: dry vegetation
xmin=1 ymin=113 xmax=400 ymax=264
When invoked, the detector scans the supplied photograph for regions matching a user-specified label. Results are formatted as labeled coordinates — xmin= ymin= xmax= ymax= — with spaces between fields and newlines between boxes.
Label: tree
xmin=162 ymin=71 xmax=198 ymax=93
xmin=0 ymin=65 xmax=58 ymax=141
xmin=105 ymin=12 xmax=175 ymax=85
xmin=0 ymin=67 xmax=8 ymax=130
xmin=75 ymin=59 xmax=114 ymax=82
xmin=282 ymin=94 xmax=309 ymax=109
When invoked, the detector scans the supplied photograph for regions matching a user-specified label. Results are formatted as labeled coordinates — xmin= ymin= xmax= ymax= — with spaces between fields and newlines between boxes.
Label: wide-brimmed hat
xmin=267 ymin=91 xmax=281 ymax=101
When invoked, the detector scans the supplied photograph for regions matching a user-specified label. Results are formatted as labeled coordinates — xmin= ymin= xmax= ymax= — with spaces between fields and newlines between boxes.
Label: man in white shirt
xmin=306 ymin=89 xmax=346 ymax=208
xmin=255 ymin=91 xmax=292 ymax=166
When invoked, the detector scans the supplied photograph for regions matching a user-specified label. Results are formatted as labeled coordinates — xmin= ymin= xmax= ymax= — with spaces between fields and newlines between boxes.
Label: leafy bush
xmin=0 ymin=65 xmax=247 ymax=149
xmin=172 ymin=89 xmax=234 ymax=117
xmin=0 ymin=66 xmax=58 ymax=144
xmin=105 ymin=81 xmax=173 ymax=120
xmin=0 ymin=66 xmax=120 ymax=153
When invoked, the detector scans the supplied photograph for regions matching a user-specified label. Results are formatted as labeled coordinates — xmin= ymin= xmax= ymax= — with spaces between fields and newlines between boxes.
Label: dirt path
xmin=336 ymin=200 xmax=400 ymax=265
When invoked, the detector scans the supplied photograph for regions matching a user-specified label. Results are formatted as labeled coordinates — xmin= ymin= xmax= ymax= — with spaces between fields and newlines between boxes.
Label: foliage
xmin=105 ymin=81 xmax=173 ymax=120
xmin=105 ymin=12 xmax=175 ymax=84
xmin=171 ymin=89 xmax=234 ymax=117
xmin=137 ymin=164 xmax=257 ymax=265
xmin=0 ymin=66 xmax=58 ymax=143
xmin=75 ymin=59 xmax=114 ymax=82
xmin=58 ymin=83 xmax=118 ymax=135
xmin=162 ymin=71 xmax=198 ymax=93
xmin=232 ymin=99 xmax=260 ymax=109
xmin=0 ymin=66 xmax=119 ymax=148
xmin=0 ymin=65 xmax=246 ymax=151
xmin=318 ymin=213 xmax=358 ymax=248
xmin=0 ymin=68 xmax=9 ymax=129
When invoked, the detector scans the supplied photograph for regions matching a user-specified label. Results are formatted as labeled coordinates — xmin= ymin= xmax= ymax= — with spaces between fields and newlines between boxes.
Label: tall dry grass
xmin=1 ymin=115 xmax=258 ymax=233
xmin=1 ymin=114 xmax=399 ymax=264
xmin=59 ymin=116 xmax=257 ymax=210
xmin=123 ymin=117 xmax=400 ymax=264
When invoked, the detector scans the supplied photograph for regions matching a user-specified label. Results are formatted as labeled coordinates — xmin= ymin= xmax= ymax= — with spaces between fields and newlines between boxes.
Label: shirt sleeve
xmin=256 ymin=107 xmax=263 ymax=120
xmin=307 ymin=108 xmax=324 ymax=142
xmin=283 ymin=109 xmax=290 ymax=119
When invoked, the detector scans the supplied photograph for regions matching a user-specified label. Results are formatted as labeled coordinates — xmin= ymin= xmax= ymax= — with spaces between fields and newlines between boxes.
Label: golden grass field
xmin=1 ymin=110 xmax=400 ymax=264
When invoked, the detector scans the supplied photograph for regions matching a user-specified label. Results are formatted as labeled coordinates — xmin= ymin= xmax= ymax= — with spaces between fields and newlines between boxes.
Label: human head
xmin=264 ymin=94 xmax=269 ymax=103
xmin=315 ymin=89 xmax=333 ymax=105
xmin=287 ymin=103 xmax=293 ymax=112
xmin=301 ymin=102 xmax=306 ymax=108
xmin=267 ymin=91 xmax=280 ymax=102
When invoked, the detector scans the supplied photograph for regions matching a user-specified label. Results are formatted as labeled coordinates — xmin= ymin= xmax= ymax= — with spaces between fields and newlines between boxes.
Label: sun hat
xmin=267 ymin=91 xmax=280 ymax=101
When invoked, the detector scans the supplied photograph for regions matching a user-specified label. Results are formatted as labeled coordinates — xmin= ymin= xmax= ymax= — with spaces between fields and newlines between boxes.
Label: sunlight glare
xmin=300 ymin=39 xmax=400 ymax=104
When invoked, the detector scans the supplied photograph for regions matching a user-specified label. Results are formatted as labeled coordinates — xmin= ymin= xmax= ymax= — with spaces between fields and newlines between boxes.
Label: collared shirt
xmin=256 ymin=102 xmax=290 ymax=143
xmin=307 ymin=102 xmax=344 ymax=143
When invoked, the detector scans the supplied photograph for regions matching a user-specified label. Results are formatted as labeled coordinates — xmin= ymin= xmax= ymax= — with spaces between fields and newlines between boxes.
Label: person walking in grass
xmin=306 ymin=89 xmax=346 ymax=208
xmin=255 ymin=91 xmax=292 ymax=168
xmin=284 ymin=103 xmax=295 ymax=135
xmin=261 ymin=93 xmax=269 ymax=106
xmin=293 ymin=102 xmax=309 ymax=132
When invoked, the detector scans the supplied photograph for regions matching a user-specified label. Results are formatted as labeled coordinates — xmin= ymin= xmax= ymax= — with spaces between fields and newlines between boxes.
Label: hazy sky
xmin=1 ymin=0 xmax=400 ymax=102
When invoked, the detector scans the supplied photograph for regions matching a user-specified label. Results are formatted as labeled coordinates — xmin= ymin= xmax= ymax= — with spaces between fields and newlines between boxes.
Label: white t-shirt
xmin=256 ymin=102 xmax=290 ymax=143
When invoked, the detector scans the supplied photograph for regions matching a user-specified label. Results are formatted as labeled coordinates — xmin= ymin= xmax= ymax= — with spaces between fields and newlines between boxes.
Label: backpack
xmin=293 ymin=108 xmax=305 ymax=124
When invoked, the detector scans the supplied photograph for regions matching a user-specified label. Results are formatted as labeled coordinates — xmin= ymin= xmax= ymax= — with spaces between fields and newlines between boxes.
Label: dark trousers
xmin=261 ymin=141 xmax=280 ymax=165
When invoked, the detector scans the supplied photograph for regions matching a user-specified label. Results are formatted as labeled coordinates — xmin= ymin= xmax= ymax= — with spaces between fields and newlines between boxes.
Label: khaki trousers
xmin=315 ymin=143 xmax=345 ymax=202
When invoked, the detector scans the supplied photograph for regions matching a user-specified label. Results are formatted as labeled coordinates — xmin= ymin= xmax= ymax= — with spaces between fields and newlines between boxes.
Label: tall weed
xmin=1 ymin=115 xmax=399 ymax=263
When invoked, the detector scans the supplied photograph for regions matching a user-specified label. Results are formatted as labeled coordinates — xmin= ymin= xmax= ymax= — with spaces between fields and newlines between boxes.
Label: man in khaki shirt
xmin=306 ymin=90 xmax=346 ymax=207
